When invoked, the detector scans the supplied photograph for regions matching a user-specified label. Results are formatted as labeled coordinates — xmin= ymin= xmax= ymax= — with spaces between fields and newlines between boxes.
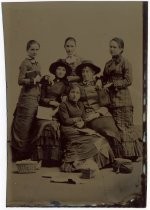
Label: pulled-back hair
xmin=64 ymin=37 xmax=77 ymax=46
xmin=111 ymin=37 xmax=124 ymax=49
xmin=67 ymin=83 xmax=81 ymax=95
xmin=26 ymin=40 xmax=40 ymax=51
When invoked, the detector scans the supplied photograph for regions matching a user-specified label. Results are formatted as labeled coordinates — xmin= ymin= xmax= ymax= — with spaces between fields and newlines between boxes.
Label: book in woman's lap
xmin=36 ymin=106 xmax=58 ymax=120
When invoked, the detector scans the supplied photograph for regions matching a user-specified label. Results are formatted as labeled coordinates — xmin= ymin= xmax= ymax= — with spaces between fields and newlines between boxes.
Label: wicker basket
xmin=16 ymin=160 xmax=38 ymax=174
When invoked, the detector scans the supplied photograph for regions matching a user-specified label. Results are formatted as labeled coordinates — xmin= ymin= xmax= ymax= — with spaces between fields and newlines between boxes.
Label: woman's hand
xmin=96 ymin=107 xmax=108 ymax=116
xmin=75 ymin=120 xmax=84 ymax=128
xmin=42 ymin=73 xmax=55 ymax=85
xmin=93 ymin=72 xmax=103 ymax=79
xmin=61 ymin=96 xmax=67 ymax=102
xmin=103 ymin=82 xmax=113 ymax=90
xmin=95 ymin=79 xmax=102 ymax=90
xmin=85 ymin=112 xmax=100 ymax=122
xmin=34 ymin=75 xmax=41 ymax=84
xmin=91 ymin=112 xmax=100 ymax=119
xmin=67 ymin=75 xmax=80 ymax=82
xmin=48 ymin=73 xmax=55 ymax=85
xmin=72 ymin=117 xmax=82 ymax=123
xmin=49 ymin=100 xmax=60 ymax=107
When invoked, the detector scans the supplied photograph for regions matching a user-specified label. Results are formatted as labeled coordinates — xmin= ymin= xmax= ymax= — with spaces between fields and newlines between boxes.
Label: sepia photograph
xmin=1 ymin=1 xmax=147 ymax=207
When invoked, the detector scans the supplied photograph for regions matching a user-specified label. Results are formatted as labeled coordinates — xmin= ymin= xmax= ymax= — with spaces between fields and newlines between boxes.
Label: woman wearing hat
xmin=59 ymin=37 xmax=102 ymax=88
xmin=76 ymin=60 xmax=123 ymax=158
xmin=31 ymin=60 xmax=71 ymax=166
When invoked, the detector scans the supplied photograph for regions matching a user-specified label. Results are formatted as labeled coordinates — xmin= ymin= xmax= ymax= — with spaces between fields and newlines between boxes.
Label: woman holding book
xmin=102 ymin=37 xmax=142 ymax=160
xmin=31 ymin=60 xmax=72 ymax=166
xmin=75 ymin=60 xmax=123 ymax=158
xmin=11 ymin=40 xmax=42 ymax=161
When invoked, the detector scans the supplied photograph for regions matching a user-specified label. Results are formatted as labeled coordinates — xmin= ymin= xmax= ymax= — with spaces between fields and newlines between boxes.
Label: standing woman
xmin=63 ymin=37 xmax=82 ymax=83
xmin=11 ymin=40 xmax=41 ymax=161
xmin=62 ymin=37 xmax=102 ymax=89
xmin=102 ymin=37 xmax=142 ymax=160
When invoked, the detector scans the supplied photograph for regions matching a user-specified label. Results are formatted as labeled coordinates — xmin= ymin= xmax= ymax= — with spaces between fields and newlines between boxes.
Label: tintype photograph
xmin=2 ymin=1 xmax=147 ymax=207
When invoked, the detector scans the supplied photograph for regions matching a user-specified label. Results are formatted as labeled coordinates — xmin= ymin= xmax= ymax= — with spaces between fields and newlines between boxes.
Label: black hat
xmin=76 ymin=60 xmax=101 ymax=77
xmin=49 ymin=59 xmax=72 ymax=76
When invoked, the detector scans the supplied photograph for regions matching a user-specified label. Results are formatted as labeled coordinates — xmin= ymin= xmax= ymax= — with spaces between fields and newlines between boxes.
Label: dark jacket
xmin=102 ymin=55 xmax=133 ymax=107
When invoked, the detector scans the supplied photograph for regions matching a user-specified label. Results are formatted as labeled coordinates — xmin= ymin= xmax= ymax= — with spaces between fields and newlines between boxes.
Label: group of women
xmin=11 ymin=37 xmax=142 ymax=172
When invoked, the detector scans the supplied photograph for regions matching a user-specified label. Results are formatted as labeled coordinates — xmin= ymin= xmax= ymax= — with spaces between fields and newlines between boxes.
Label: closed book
xmin=26 ymin=70 xmax=37 ymax=79
xmin=76 ymin=128 xmax=101 ymax=136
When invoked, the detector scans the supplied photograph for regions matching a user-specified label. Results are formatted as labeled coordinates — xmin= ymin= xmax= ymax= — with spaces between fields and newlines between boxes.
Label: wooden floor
xmin=7 ymin=158 xmax=144 ymax=207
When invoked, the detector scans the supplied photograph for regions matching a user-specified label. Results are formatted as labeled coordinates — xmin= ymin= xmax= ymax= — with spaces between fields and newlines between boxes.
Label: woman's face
xmin=27 ymin=43 xmax=40 ymax=59
xmin=55 ymin=66 xmax=66 ymax=79
xmin=109 ymin=40 xmax=122 ymax=56
xmin=81 ymin=66 xmax=94 ymax=81
xmin=64 ymin=40 xmax=76 ymax=56
xmin=69 ymin=87 xmax=81 ymax=102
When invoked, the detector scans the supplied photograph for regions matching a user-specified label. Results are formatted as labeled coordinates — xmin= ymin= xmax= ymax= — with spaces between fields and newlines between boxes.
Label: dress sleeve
xmin=58 ymin=103 xmax=75 ymax=126
xmin=39 ymin=84 xmax=51 ymax=106
xmin=113 ymin=60 xmax=132 ymax=89
xmin=61 ymin=83 xmax=69 ymax=97
xmin=18 ymin=60 xmax=34 ymax=86
xmin=78 ymin=102 xmax=86 ymax=120
xmin=101 ymin=63 xmax=109 ymax=85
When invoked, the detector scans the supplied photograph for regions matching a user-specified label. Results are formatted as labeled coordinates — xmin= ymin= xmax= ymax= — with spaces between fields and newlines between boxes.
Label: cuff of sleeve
xmin=95 ymin=75 xmax=101 ymax=80
xmin=112 ymin=81 xmax=120 ymax=91
xmin=113 ymin=80 xmax=118 ymax=87
xmin=30 ymin=78 xmax=34 ymax=85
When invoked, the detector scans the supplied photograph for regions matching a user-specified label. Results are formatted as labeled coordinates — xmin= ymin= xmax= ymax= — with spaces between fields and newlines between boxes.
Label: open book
xmin=36 ymin=106 xmax=58 ymax=120
xmin=76 ymin=128 xmax=101 ymax=137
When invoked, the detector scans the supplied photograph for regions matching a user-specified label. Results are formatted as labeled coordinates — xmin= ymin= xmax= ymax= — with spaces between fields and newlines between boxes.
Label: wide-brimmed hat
xmin=75 ymin=60 xmax=101 ymax=77
xmin=49 ymin=59 xmax=72 ymax=76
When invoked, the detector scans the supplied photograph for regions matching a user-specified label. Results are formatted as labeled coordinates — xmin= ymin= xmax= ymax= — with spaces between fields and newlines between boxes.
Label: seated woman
xmin=75 ymin=60 xmax=123 ymax=158
xmin=58 ymin=84 xmax=114 ymax=172
xmin=31 ymin=60 xmax=71 ymax=166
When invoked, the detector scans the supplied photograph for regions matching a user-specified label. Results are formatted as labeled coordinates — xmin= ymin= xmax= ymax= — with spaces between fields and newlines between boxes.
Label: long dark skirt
xmin=31 ymin=119 xmax=62 ymax=166
xmin=110 ymin=106 xmax=142 ymax=158
xmin=87 ymin=116 xmax=123 ymax=158
xmin=11 ymin=96 xmax=38 ymax=161
xmin=60 ymin=126 xmax=114 ymax=172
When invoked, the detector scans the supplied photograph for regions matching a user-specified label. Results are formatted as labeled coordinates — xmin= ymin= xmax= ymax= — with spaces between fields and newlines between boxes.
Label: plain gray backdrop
xmin=2 ymin=2 xmax=143 ymax=135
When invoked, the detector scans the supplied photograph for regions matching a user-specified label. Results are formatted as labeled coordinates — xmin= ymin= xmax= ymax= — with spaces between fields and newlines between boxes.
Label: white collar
xmin=26 ymin=56 xmax=37 ymax=64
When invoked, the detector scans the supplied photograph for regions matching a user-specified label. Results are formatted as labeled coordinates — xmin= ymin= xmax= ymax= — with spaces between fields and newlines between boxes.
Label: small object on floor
xmin=80 ymin=158 xmax=99 ymax=179
xmin=50 ymin=175 xmax=86 ymax=184
xmin=112 ymin=158 xmax=133 ymax=174
xmin=16 ymin=160 xmax=39 ymax=174
xmin=79 ymin=158 xmax=99 ymax=179
xmin=80 ymin=168 xmax=96 ymax=179
xmin=36 ymin=160 xmax=42 ymax=170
